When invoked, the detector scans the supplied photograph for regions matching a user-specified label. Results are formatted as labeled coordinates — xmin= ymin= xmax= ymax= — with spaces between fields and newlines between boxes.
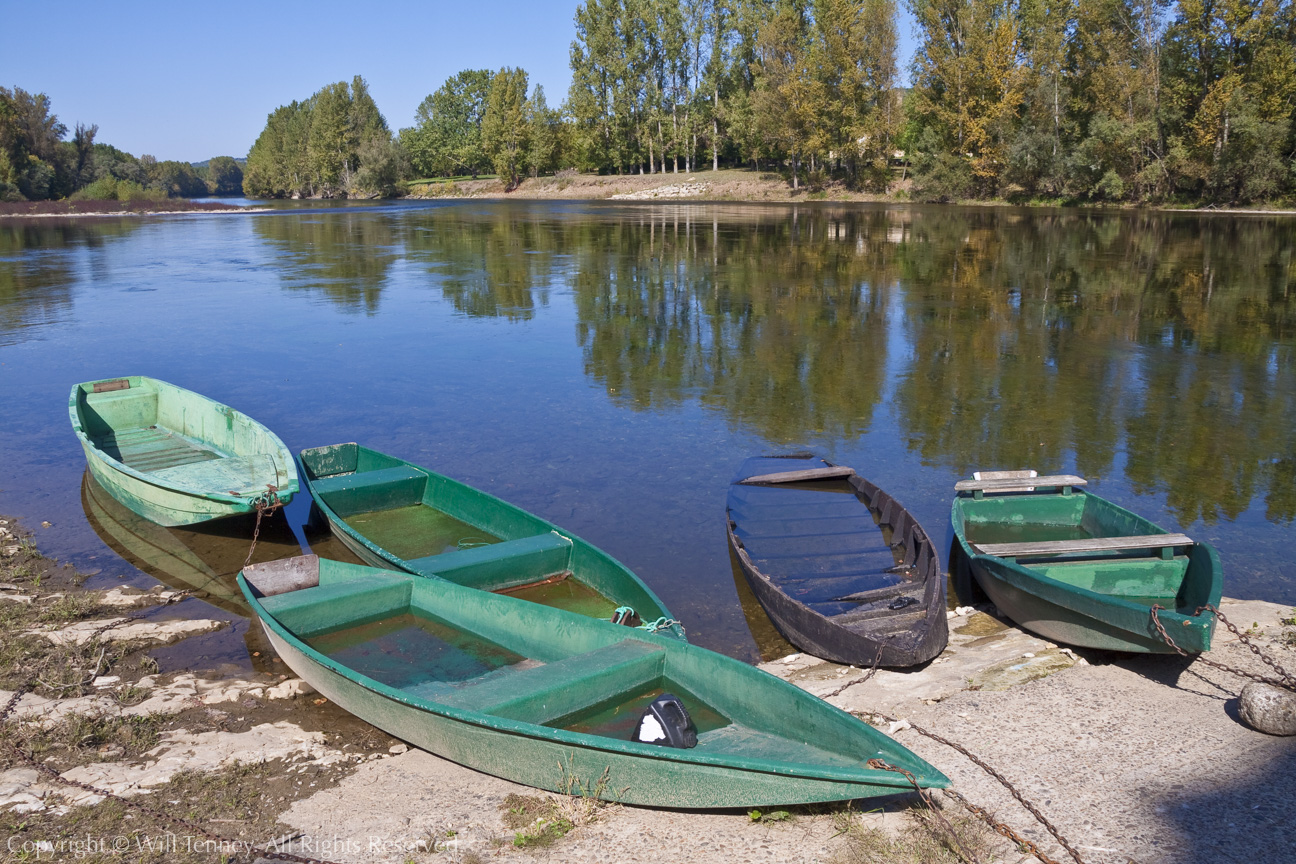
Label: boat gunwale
xmin=297 ymin=443 xmax=680 ymax=634
xmin=69 ymin=376 xmax=299 ymax=505
xmin=725 ymin=456 xmax=948 ymax=667
xmin=950 ymin=487 xmax=1223 ymax=627
xmin=238 ymin=570 xmax=936 ymax=789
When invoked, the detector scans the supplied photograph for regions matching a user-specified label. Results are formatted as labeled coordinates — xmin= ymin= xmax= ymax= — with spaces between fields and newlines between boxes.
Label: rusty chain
xmin=942 ymin=788 xmax=1066 ymax=864
xmin=242 ymin=486 xmax=284 ymax=570
xmin=877 ymin=714 xmax=1086 ymax=864
xmin=1150 ymin=604 xmax=1296 ymax=691
xmin=820 ymin=651 xmax=883 ymax=699
xmin=867 ymin=758 xmax=981 ymax=864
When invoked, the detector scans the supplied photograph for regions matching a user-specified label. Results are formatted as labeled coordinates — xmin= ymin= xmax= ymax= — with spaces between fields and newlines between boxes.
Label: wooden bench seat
xmin=740 ymin=466 xmax=856 ymax=485
xmin=955 ymin=474 xmax=1088 ymax=494
xmin=975 ymin=533 xmax=1194 ymax=558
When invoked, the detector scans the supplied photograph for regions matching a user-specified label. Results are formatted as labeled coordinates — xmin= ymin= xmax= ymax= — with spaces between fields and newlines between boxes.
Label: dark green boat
xmin=299 ymin=443 xmax=682 ymax=638
xmin=239 ymin=555 xmax=948 ymax=808
xmin=950 ymin=471 xmax=1222 ymax=653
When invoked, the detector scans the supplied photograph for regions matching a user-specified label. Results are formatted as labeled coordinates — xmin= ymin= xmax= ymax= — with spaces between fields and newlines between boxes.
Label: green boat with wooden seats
xmin=950 ymin=471 xmax=1223 ymax=653
xmin=69 ymin=377 xmax=297 ymax=527
xmin=299 ymin=443 xmax=682 ymax=638
xmin=239 ymin=554 xmax=948 ymax=808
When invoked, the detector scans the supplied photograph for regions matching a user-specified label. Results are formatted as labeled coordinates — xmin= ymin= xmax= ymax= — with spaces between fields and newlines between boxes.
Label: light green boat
xmin=950 ymin=471 xmax=1222 ymax=653
xmin=239 ymin=554 xmax=948 ymax=808
xmin=299 ymin=443 xmax=682 ymax=638
xmin=70 ymin=376 xmax=297 ymax=527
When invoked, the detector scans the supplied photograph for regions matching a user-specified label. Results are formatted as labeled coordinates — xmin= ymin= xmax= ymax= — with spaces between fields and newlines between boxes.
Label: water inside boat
xmin=496 ymin=576 xmax=618 ymax=619
xmin=342 ymin=505 xmax=502 ymax=560
xmin=728 ymin=480 xmax=906 ymax=617
xmin=550 ymin=680 xmax=729 ymax=738
xmin=308 ymin=611 xmax=527 ymax=688
xmin=963 ymin=522 xmax=1095 ymax=546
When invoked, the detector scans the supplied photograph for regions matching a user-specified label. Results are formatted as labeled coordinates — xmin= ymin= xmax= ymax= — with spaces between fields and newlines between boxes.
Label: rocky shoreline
xmin=3 ymin=514 xmax=1294 ymax=863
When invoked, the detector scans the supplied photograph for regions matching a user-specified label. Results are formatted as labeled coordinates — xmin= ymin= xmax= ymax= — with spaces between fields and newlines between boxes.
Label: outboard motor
xmin=632 ymin=693 xmax=698 ymax=749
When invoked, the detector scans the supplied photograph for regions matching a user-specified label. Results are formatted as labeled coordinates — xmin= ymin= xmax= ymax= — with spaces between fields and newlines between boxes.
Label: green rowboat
xmin=950 ymin=471 xmax=1222 ymax=653
xmin=70 ymin=377 xmax=298 ymax=527
xmin=299 ymin=443 xmax=682 ymax=638
xmin=239 ymin=555 xmax=948 ymax=808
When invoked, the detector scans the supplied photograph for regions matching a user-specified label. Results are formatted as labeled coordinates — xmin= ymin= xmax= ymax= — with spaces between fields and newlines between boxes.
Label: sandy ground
xmin=405 ymin=169 xmax=898 ymax=203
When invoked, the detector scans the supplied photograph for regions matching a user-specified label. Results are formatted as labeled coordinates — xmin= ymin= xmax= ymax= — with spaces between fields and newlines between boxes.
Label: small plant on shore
xmin=1 ymin=711 xmax=164 ymax=768
xmin=828 ymin=802 xmax=1000 ymax=864
xmin=1280 ymin=608 xmax=1296 ymax=646
xmin=500 ymin=762 xmax=616 ymax=849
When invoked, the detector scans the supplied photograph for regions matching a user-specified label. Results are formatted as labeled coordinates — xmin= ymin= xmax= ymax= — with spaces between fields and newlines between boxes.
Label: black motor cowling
xmin=632 ymin=693 xmax=698 ymax=749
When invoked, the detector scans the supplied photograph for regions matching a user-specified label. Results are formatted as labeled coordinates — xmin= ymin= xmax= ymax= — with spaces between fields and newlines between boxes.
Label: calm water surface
xmin=1 ymin=200 xmax=1292 ymax=668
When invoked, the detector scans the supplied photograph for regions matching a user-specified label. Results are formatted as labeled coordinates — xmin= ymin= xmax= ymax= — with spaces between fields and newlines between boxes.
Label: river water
xmin=1 ymin=200 xmax=1292 ymax=665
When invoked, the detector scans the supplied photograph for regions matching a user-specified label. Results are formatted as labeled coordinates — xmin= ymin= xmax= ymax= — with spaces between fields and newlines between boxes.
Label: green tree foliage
xmin=1163 ymin=0 xmax=1296 ymax=202
xmin=0 ymin=86 xmax=213 ymax=202
xmin=483 ymin=68 xmax=532 ymax=190
xmin=907 ymin=0 xmax=1024 ymax=198
xmin=205 ymin=156 xmax=244 ymax=195
xmin=245 ymin=76 xmax=400 ymax=198
xmin=0 ymin=86 xmax=70 ymax=200
xmin=900 ymin=0 xmax=1296 ymax=203
xmin=527 ymin=85 xmax=563 ymax=177
xmin=402 ymin=70 xmax=493 ymax=178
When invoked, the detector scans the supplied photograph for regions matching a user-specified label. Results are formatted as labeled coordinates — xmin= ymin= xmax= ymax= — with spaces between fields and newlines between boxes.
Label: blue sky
xmin=1 ymin=0 xmax=918 ymax=163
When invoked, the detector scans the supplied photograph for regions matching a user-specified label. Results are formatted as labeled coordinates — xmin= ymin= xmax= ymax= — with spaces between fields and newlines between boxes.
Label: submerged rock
xmin=1238 ymin=681 xmax=1296 ymax=735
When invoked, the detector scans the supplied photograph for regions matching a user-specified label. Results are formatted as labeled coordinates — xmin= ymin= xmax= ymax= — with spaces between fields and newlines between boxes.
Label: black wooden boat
xmin=725 ymin=455 xmax=948 ymax=667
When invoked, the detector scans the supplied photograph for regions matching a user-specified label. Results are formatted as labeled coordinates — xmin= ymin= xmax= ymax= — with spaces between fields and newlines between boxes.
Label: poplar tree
xmin=908 ymin=0 xmax=1024 ymax=198
xmin=483 ymin=67 xmax=532 ymax=190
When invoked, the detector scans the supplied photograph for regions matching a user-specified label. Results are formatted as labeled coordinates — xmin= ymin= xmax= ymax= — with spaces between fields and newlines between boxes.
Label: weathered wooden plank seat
xmin=955 ymin=474 xmax=1088 ymax=496
xmin=975 ymin=533 xmax=1194 ymax=559
xmin=428 ymin=639 xmax=665 ymax=721
xmin=740 ymin=466 xmax=857 ymax=485
xmin=406 ymin=532 xmax=574 ymax=591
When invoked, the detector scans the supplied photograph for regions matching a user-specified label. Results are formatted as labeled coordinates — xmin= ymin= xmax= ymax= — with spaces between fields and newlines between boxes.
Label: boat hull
xmin=951 ymin=487 xmax=1222 ymax=653
xmin=70 ymin=376 xmax=297 ymax=527
xmin=300 ymin=443 xmax=681 ymax=636
xmin=259 ymin=623 xmax=930 ymax=808
xmin=726 ymin=456 xmax=947 ymax=667
xmin=241 ymin=558 xmax=947 ymax=809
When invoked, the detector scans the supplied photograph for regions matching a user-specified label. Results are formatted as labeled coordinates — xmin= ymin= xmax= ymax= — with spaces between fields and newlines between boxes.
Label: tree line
xmin=243 ymin=76 xmax=404 ymax=198
xmin=390 ymin=0 xmax=1294 ymax=204
xmin=11 ymin=0 xmax=1294 ymax=206
xmin=1 ymin=86 xmax=244 ymax=203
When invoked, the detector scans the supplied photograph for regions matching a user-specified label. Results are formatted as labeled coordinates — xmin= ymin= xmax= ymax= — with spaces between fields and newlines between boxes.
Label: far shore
xmin=5 ymin=172 xmax=1295 ymax=217
xmin=0 ymin=199 xmax=252 ymax=219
